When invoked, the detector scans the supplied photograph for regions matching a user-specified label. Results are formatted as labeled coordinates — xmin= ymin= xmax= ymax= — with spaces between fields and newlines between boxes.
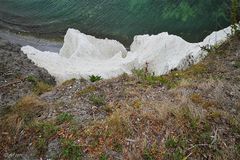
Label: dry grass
xmin=34 ymin=81 xmax=53 ymax=95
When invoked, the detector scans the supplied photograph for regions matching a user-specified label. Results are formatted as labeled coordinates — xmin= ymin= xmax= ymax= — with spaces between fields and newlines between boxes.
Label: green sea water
xmin=0 ymin=0 xmax=232 ymax=45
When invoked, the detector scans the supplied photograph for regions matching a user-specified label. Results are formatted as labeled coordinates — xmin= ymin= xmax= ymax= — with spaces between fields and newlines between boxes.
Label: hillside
xmin=0 ymin=32 xmax=240 ymax=159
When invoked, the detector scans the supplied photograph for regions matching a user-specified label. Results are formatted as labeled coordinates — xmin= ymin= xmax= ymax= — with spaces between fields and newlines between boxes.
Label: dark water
xmin=0 ymin=0 xmax=232 ymax=45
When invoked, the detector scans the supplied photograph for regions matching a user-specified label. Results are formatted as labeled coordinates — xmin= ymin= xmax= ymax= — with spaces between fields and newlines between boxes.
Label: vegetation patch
xmin=60 ymin=138 xmax=82 ymax=160
xmin=31 ymin=121 xmax=59 ymax=155
xmin=62 ymin=78 xmax=76 ymax=86
xmin=89 ymin=94 xmax=106 ymax=106
xmin=89 ymin=75 xmax=103 ymax=82
xmin=26 ymin=75 xmax=53 ymax=95
xmin=56 ymin=112 xmax=74 ymax=124
xmin=76 ymin=86 xmax=97 ymax=96
xmin=132 ymin=68 xmax=176 ymax=88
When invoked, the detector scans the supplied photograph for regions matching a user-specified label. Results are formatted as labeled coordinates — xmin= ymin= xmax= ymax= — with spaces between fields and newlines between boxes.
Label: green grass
xmin=132 ymin=69 xmax=176 ymax=88
xmin=31 ymin=121 xmax=59 ymax=155
xmin=56 ymin=113 xmax=74 ymax=124
xmin=26 ymin=75 xmax=38 ymax=84
xmin=89 ymin=95 xmax=106 ymax=106
xmin=61 ymin=139 xmax=82 ymax=160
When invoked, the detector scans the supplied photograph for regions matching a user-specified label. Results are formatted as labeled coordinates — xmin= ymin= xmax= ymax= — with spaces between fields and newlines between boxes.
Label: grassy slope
xmin=0 ymin=33 xmax=240 ymax=159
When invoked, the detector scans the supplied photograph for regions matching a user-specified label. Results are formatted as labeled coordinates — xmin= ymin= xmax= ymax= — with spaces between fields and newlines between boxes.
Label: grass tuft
xmin=56 ymin=112 xmax=74 ymax=124
xmin=89 ymin=95 xmax=106 ymax=106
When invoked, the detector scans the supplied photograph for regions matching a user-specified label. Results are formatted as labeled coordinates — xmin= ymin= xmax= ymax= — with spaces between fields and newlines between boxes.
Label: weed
xmin=89 ymin=75 xmax=102 ymax=82
xmin=61 ymin=139 xmax=82 ymax=160
xmin=57 ymin=113 xmax=74 ymax=124
xmin=89 ymin=95 xmax=106 ymax=106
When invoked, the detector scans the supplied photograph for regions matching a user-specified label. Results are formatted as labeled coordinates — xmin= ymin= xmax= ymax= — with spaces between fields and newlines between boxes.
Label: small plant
xmin=26 ymin=75 xmax=38 ymax=84
xmin=132 ymin=69 xmax=176 ymax=88
xmin=89 ymin=75 xmax=102 ymax=82
xmin=57 ymin=113 xmax=74 ymax=124
xmin=89 ymin=95 xmax=106 ymax=106
xmin=34 ymin=81 xmax=53 ymax=95
xmin=61 ymin=139 xmax=82 ymax=160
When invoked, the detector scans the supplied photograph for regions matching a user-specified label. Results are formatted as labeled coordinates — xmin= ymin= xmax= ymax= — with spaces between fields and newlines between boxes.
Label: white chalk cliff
xmin=21 ymin=26 xmax=232 ymax=83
